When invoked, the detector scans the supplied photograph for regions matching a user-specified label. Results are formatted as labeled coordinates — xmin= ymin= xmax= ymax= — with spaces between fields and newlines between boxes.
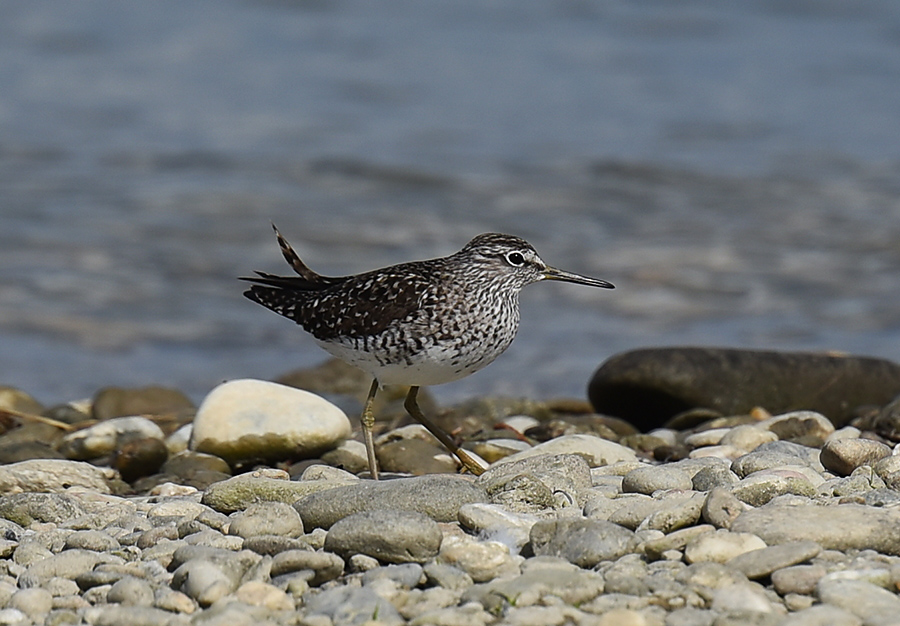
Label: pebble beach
xmin=2 ymin=349 xmax=900 ymax=626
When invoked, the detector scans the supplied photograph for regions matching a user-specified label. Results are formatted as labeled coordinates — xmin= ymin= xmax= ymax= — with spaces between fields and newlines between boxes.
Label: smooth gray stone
xmin=85 ymin=605 xmax=189 ymax=626
xmin=361 ymin=563 xmax=424 ymax=589
xmin=324 ymin=509 xmax=442 ymax=564
xmin=665 ymin=607 xmax=716 ymax=626
xmin=295 ymin=474 xmax=487 ymax=530
xmin=201 ymin=474 xmax=354 ymax=514
xmin=777 ymin=604 xmax=862 ymax=626
xmin=771 ymin=564 xmax=826 ymax=596
xmin=701 ymin=487 xmax=746 ymax=529
xmin=0 ymin=493 xmax=86 ymax=526
xmin=817 ymin=579 xmax=900 ymax=623
xmin=64 ymin=530 xmax=119 ymax=552
xmin=731 ymin=502 xmax=900 ymax=555
xmin=106 ymin=576 xmax=155 ymax=606
xmin=171 ymin=558 xmax=246 ymax=606
xmin=19 ymin=550 xmax=106 ymax=588
xmin=731 ymin=442 xmax=822 ymax=477
xmin=422 ymin=562 xmax=473 ymax=591
xmin=242 ymin=534 xmax=309 ymax=556
xmin=462 ymin=561 xmax=604 ymax=609
xmin=692 ymin=465 xmax=739 ymax=491
xmin=303 ymin=585 xmax=403 ymax=626
xmin=529 ymin=518 xmax=638 ymax=568
xmin=639 ymin=492 xmax=705 ymax=533
xmin=730 ymin=473 xmax=816 ymax=507
xmin=622 ymin=465 xmax=693 ymax=495
xmin=820 ymin=438 xmax=892 ymax=476
xmin=727 ymin=540 xmax=821 ymax=579
xmin=0 ymin=459 xmax=114 ymax=494
xmin=227 ymin=501 xmax=305 ymax=538
xmin=270 ymin=549 xmax=344 ymax=585
xmin=476 ymin=453 xmax=593 ymax=507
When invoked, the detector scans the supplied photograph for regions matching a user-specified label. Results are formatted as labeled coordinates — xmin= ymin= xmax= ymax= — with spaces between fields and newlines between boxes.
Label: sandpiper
xmin=242 ymin=226 xmax=614 ymax=478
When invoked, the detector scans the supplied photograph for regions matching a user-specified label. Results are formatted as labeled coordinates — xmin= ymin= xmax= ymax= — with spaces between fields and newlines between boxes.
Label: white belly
xmin=315 ymin=334 xmax=512 ymax=387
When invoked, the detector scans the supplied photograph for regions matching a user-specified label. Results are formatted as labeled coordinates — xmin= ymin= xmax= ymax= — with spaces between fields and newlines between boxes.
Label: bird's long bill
xmin=543 ymin=266 xmax=615 ymax=289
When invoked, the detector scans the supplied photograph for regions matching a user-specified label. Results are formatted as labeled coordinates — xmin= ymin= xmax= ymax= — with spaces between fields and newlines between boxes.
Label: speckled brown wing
xmin=241 ymin=262 xmax=441 ymax=342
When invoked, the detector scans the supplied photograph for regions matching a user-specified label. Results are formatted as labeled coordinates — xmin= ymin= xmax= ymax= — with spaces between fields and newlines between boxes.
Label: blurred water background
xmin=2 ymin=1 xmax=900 ymax=405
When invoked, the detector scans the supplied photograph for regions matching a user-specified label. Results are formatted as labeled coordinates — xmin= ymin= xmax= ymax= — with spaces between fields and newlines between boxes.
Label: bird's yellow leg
xmin=404 ymin=386 xmax=486 ymax=476
xmin=361 ymin=379 xmax=380 ymax=480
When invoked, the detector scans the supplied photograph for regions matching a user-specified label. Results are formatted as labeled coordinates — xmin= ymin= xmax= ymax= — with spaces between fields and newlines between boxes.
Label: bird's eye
xmin=505 ymin=251 xmax=526 ymax=267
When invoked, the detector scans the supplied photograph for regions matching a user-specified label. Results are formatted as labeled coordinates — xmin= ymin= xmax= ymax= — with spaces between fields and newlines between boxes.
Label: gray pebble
xmin=295 ymin=474 xmax=487 ymax=530
xmin=622 ymin=465 xmax=693 ymax=494
xmin=732 ymin=441 xmax=823 ymax=477
xmin=64 ymin=530 xmax=119 ymax=552
xmin=463 ymin=558 xmax=604 ymax=608
xmin=19 ymin=549 xmax=107 ymax=588
xmin=638 ymin=492 xmax=705 ymax=532
xmin=324 ymin=509 xmax=442 ymax=564
xmin=727 ymin=540 xmax=821 ymax=579
xmin=361 ymin=563 xmax=424 ymax=589
xmin=817 ymin=579 xmax=900 ymax=623
xmin=242 ymin=534 xmax=310 ymax=556
xmin=458 ymin=503 xmax=539 ymax=551
xmin=422 ymin=562 xmax=474 ymax=591
xmin=778 ymin=604 xmax=862 ymax=626
xmin=0 ymin=460 xmax=114 ymax=494
xmin=476 ymin=453 xmax=593 ymax=507
xmin=84 ymin=605 xmax=189 ymax=626
xmin=529 ymin=518 xmax=638 ymax=568
xmin=201 ymin=474 xmax=353 ymax=514
xmin=228 ymin=501 xmax=304 ymax=539
xmin=820 ymin=438 xmax=892 ymax=476
xmin=730 ymin=472 xmax=816 ymax=507
xmin=771 ymin=564 xmax=826 ymax=596
xmin=643 ymin=524 xmax=715 ymax=561
xmin=732 ymin=502 xmax=900 ymax=555
xmin=270 ymin=549 xmax=344 ymax=586
xmin=107 ymin=576 xmax=155 ymax=606
xmin=9 ymin=587 xmax=52 ymax=618
xmin=303 ymin=585 xmax=403 ymax=626
xmin=692 ymin=464 xmax=739 ymax=491
xmin=171 ymin=559 xmax=241 ymax=607
xmin=0 ymin=492 xmax=87 ymax=526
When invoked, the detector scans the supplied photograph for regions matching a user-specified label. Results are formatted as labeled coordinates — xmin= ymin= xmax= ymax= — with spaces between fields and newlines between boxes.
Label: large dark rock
xmin=588 ymin=347 xmax=900 ymax=431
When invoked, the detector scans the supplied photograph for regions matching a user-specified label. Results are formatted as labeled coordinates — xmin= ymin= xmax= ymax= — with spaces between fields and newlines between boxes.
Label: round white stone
xmin=190 ymin=379 xmax=351 ymax=465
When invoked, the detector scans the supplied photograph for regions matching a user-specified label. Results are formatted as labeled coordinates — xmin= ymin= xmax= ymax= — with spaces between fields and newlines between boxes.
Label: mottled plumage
xmin=242 ymin=226 xmax=614 ymax=478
